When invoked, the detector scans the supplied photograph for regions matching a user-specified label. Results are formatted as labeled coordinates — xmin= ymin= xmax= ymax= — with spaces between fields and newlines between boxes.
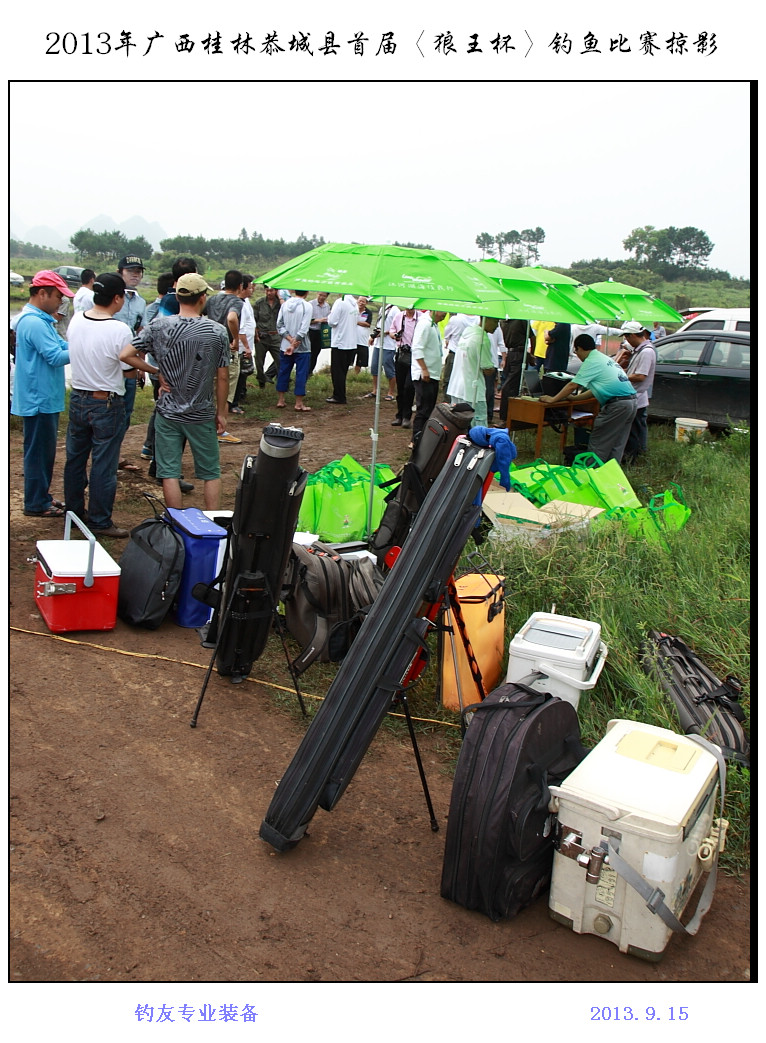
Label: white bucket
xmin=675 ymin=417 xmax=708 ymax=442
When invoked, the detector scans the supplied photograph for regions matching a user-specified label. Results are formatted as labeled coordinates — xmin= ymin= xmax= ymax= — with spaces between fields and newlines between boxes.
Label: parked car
xmin=10 ymin=270 xmax=24 ymax=287
xmin=676 ymin=307 xmax=750 ymax=335
xmin=648 ymin=330 xmax=750 ymax=428
xmin=52 ymin=265 xmax=86 ymax=289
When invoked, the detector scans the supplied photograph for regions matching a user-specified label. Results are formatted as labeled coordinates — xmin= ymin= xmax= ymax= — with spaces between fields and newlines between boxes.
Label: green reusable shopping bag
xmin=571 ymin=455 xmax=641 ymax=511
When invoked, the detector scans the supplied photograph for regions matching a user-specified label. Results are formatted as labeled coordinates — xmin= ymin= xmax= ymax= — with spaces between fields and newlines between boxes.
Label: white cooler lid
xmin=36 ymin=539 xmax=121 ymax=577
xmin=558 ymin=719 xmax=718 ymax=826
xmin=511 ymin=612 xmax=600 ymax=658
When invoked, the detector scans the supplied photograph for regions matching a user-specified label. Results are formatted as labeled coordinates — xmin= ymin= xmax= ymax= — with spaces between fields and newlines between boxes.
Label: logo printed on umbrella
xmin=401 ymin=274 xmax=433 ymax=284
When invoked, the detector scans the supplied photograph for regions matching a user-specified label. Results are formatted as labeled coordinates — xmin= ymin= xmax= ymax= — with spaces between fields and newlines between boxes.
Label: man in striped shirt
xmin=121 ymin=274 xmax=230 ymax=509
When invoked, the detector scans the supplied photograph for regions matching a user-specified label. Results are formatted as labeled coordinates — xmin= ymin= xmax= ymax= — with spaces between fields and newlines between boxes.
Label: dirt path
xmin=9 ymin=385 xmax=750 ymax=983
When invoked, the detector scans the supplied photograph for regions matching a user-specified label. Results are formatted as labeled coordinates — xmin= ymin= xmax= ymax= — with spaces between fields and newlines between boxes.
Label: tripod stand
xmin=191 ymin=569 xmax=307 ymax=728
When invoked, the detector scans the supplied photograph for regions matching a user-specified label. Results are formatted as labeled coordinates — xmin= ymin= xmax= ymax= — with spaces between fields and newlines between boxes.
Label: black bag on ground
xmin=640 ymin=629 xmax=750 ymax=766
xmin=440 ymin=682 xmax=588 ymax=921
xmin=117 ymin=494 xmax=185 ymax=629
xmin=370 ymin=400 xmax=474 ymax=566
xmin=282 ymin=542 xmax=385 ymax=675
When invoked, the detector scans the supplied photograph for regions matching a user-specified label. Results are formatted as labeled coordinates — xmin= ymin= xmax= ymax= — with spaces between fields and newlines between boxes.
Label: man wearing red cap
xmin=11 ymin=271 xmax=74 ymax=517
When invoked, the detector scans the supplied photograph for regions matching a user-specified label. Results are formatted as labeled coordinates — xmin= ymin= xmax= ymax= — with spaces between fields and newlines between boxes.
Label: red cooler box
xmin=34 ymin=513 xmax=121 ymax=632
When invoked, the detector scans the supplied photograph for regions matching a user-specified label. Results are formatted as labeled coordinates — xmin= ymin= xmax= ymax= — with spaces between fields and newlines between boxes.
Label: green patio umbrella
xmin=259 ymin=243 xmax=522 ymax=536
xmin=469 ymin=260 xmax=607 ymax=324
xmin=260 ymin=242 xmax=517 ymax=306
xmin=588 ymin=280 xmax=685 ymax=324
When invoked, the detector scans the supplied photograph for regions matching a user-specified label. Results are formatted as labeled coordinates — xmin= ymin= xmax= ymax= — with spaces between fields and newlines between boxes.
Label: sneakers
xmin=401 ymin=420 xmax=411 ymax=429
xmin=218 ymin=432 xmax=242 ymax=444
xmin=91 ymin=524 xmax=129 ymax=539
xmin=325 ymin=397 xmax=345 ymax=404
xmin=140 ymin=445 xmax=153 ymax=461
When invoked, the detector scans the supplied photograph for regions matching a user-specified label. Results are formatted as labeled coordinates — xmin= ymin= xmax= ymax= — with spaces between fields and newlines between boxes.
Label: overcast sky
xmin=9 ymin=80 xmax=750 ymax=277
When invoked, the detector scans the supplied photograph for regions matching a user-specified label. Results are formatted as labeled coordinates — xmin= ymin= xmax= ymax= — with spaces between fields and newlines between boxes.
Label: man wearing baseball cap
xmin=11 ymin=271 xmax=74 ymax=517
xmin=113 ymin=256 xmax=147 ymax=466
xmin=616 ymin=321 xmax=656 ymax=464
xmin=120 ymin=273 xmax=231 ymax=510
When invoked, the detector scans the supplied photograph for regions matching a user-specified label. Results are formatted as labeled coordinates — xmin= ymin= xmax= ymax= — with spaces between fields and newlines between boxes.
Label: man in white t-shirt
xmin=63 ymin=272 xmax=157 ymax=537
xmin=326 ymin=294 xmax=360 ymax=403
xmin=72 ymin=269 xmax=97 ymax=312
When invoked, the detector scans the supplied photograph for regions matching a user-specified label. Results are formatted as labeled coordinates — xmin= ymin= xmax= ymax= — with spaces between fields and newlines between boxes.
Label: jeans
xmin=22 ymin=412 xmax=60 ymax=513
xmin=64 ymin=391 xmax=126 ymax=530
xmin=122 ymin=377 xmax=137 ymax=433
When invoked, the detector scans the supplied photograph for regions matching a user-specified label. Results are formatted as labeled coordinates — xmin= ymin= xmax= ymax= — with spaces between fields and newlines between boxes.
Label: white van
xmin=676 ymin=307 xmax=750 ymax=334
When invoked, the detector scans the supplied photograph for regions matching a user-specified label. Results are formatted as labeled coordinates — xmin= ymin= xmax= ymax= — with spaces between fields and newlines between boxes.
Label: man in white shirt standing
xmin=64 ymin=273 xmax=155 ymax=538
xmin=326 ymin=293 xmax=359 ymax=403
xmin=411 ymin=310 xmax=447 ymax=444
xmin=72 ymin=270 xmax=97 ymax=313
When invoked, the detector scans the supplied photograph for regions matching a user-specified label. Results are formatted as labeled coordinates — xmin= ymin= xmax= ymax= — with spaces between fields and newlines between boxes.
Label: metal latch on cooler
xmin=556 ymin=826 xmax=609 ymax=884
xmin=37 ymin=580 xmax=77 ymax=596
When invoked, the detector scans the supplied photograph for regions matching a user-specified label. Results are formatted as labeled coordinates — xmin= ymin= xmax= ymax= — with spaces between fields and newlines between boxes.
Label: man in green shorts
xmin=120 ymin=274 xmax=230 ymax=509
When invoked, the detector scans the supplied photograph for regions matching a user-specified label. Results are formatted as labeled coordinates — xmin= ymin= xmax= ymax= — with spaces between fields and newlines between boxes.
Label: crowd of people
xmin=11 ymin=260 xmax=657 ymax=538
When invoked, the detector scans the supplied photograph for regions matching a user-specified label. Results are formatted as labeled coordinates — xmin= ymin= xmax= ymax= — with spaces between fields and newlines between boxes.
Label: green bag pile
xmin=507 ymin=455 xmax=691 ymax=542
xmin=297 ymin=454 xmax=397 ymax=542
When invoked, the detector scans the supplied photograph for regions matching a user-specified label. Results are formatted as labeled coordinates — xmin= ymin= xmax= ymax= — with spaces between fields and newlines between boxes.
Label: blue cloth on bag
xmin=468 ymin=426 xmax=517 ymax=490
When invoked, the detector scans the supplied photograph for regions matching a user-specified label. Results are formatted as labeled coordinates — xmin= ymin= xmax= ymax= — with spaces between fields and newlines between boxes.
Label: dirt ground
xmin=9 ymin=381 xmax=751 ymax=983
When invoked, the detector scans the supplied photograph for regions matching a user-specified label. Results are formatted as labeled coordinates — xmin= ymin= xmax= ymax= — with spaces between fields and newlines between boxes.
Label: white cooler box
xmin=548 ymin=719 xmax=725 ymax=961
xmin=505 ymin=611 xmax=607 ymax=710
xmin=35 ymin=513 xmax=121 ymax=632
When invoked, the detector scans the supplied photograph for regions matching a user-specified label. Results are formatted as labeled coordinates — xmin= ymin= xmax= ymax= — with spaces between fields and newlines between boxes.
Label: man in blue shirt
xmin=539 ymin=334 xmax=637 ymax=463
xmin=11 ymin=270 xmax=74 ymax=516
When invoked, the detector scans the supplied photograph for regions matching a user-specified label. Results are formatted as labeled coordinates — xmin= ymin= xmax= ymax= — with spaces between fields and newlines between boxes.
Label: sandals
xmin=362 ymin=391 xmax=375 ymax=399
xmin=118 ymin=460 xmax=142 ymax=473
xmin=24 ymin=505 xmax=65 ymax=518
xmin=385 ymin=394 xmax=395 ymax=401
xmin=295 ymin=405 xmax=312 ymax=412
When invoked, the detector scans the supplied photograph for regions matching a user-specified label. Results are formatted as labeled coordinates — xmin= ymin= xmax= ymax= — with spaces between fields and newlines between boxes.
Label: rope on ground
xmin=10 ymin=626 xmax=461 ymax=730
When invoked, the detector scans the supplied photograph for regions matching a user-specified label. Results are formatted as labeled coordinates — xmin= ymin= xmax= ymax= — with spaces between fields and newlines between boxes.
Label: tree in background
xmin=70 ymin=228 xmax=152 ymax=264
xmin=623 ymin=225 xmax=714 ymax=268
xmin=520 ymin=227 xmax=545 ymax=264
xmin=475 ymin=232 xmax=494 ymax=258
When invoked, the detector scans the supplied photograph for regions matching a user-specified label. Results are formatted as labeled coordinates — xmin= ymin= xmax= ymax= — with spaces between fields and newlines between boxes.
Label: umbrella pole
xmin=367 ymin=295 xmax=386 ymax=539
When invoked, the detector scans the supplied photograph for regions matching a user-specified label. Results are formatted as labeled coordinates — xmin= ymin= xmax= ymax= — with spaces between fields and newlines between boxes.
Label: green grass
xmin=440 ymin=422 xmax=750 ymax=871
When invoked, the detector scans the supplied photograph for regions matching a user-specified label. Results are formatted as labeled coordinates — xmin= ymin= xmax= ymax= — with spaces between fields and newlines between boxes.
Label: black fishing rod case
xmin=260 ymin=436 xmax=496 ymax=852
xmin=369 ymin=400 xmax=474 ymax=567
xmin=641 ymin=629 xmax=749 ymax=766
xmin=203 ymin=424 xmax=308 ymax=681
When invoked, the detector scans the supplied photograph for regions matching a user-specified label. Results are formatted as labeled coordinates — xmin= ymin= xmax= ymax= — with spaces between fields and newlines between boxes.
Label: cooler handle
xmin=64 ymin=511 xmax=96 ymax=588
xmin=535 ymin=641 xmax=608 ymax=692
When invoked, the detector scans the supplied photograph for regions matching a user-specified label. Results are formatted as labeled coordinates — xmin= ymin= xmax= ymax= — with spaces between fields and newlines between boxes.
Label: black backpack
xmin=441 ymin=682 xmax=588 ymax=921
xmin=282 ymin=542 xmax=385 ymax=675
xmin=117 ymin=494 xmax=185 ymax=629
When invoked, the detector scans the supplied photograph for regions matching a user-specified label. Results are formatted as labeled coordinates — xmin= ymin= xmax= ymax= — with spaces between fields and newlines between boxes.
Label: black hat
xmin=93 ymin=272 xmax=126 ymax=298
xmin=118 ymin=255 xmax=145 ymax=271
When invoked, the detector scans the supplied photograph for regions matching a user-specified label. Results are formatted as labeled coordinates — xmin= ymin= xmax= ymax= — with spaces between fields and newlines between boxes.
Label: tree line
xmin=475 ymin=227 xmax=545 ymax=265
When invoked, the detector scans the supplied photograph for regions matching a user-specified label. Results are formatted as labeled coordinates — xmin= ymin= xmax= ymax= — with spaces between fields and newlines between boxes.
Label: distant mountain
xmin=13 ymin=224 xmax=70 ymax=250
xmin=120 ymin=216 xmax=168 ymax=251
xmin=10 ymin=212 xmax=168 ymax=253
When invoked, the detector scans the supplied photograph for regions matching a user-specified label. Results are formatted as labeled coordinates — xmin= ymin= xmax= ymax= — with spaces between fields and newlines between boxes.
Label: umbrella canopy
xmin=468 ymin=260 xmax=605 ymax=323
xmin=588 ymin=280 xmax=685 ymax=324
xmin=260 ymin=242 xmax=518 ymax=307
